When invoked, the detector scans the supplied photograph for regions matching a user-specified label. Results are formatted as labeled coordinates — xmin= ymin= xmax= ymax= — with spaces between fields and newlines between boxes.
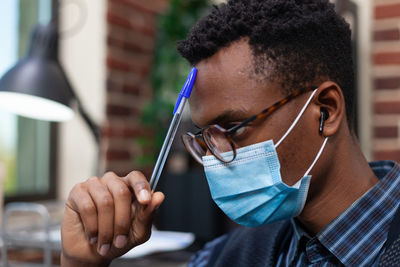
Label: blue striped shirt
xmin=189 ymin=160 xmax=400 ymax=266
xmin=276 ymin=161 xmax=400 ymax=266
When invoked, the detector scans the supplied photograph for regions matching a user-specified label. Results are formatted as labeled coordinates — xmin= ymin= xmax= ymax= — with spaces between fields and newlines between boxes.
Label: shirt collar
xmin=315 ymin=160 xmax=400 ymax=266
xmin=291 ymin=218 xmax=310 ymax=241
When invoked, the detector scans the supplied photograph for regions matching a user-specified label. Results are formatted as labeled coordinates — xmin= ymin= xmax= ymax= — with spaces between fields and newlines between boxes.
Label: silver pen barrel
xmin=149 ymin=98 xmax=187 ymax=191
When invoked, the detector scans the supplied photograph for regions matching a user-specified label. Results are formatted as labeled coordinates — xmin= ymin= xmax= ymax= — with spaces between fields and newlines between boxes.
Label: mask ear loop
xmin=275 ymin=89 xmax=319 ymax=148
xmin=303 ymin=137 xmax=328 ymax=177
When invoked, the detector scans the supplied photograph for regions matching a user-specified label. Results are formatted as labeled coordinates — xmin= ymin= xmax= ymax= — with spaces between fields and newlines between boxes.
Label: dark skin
xmin=61 ymin=39 xmax=378 ymax=266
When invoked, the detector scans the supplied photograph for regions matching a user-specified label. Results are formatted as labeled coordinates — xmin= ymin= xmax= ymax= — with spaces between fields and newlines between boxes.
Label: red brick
xmin=102 ymin=124 xmax=124 ymax=138
xmin=106 ymin=104 xmax=134 ymax=116
xmin=375 ymin=4 xmax=400 ymax=19
xmin=123 ymin=127 xmax=154 ymax=138
xmin=106 ymin=79 xmax=142 ymax=96
xmin=108 ymin=0 xmax=168 ymax=15
xmin=374 ymin=29 xmax=400 ymax=41
xmin=108 ymin=25 xmax=155 ymax=52
xmin=106 ymin=79 xmax=122 ymax=93
xmin=374 ymin=52 xmax=400 ymax=65
xmin=375 ymin=101 xmax=400 ymax=114
xmin=107 ymin=46 xmax=153 ymax=71
xmin=374 ymin=126 xmax=398 ymax=138
xmin=131 ymin=0 xmax=169 ymax=13
xmin=106 ymin=149 xmax=131 ymax=160
xmin=104 ymin=0 xmax=163 ymax=172
xmin=107 ymin=11 xmax=155 ymax=36
xmin=107 ymin=57 xmax=131 ymax=72
xmin=102 ymin=125 xmax=115 ymax=138
xmin=122 ymin=127 xmax=144 ymax=138
xmin=121 ymin=84 xmax=141 ymax=96
xmin=102 ymin=124 xmax=112 ymax=137
xmin=102 ymin=124 xmax=151 ymax=138
xmin=108 ymin=0 xmax=155 ymax=26
xmin=107 ymin=36 xmax=152 ymax=53
xmin=102 ymin=125 xmax=127 ymax=138
xmin=374 ymin=150 xmax=400 ymax=161
xmin=374 ymin=77 xmax=400 ymax=89
xmin=106 ymin=57 xmax=150 ymax=76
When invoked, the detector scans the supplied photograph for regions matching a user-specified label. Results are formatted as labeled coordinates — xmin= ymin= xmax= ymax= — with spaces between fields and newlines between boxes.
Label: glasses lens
xmin=182 ymin=134 xmax=206 ymax=165
xmin=204 ymin=126 xmax=235 ymax=162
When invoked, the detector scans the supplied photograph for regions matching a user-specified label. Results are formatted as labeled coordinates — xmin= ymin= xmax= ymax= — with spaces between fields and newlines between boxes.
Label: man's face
xmin=189 ymin=39 xmax=322 ymax=186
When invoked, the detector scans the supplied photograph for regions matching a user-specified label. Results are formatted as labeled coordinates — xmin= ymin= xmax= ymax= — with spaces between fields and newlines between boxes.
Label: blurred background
xmin=0 ymin=0 xmax=399 ymax=266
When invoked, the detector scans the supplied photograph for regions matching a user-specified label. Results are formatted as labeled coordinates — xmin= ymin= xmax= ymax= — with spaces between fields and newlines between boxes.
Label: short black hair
xmin=177 ymin=0 xmax=355 ymax=128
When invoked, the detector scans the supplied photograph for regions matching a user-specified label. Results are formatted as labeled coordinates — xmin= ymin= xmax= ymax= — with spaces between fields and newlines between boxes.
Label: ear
xmin=312 ymin=81 xmax=346 ymax=137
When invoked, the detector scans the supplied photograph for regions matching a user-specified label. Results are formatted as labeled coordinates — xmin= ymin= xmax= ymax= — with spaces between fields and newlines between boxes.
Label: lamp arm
xmin=75 ymin=95 xmax=101 ymax=145
xmin=61 ymin=69 xmax=101 ymax=145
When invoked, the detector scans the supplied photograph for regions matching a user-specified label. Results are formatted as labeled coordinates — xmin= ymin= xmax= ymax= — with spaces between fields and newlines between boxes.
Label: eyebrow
xmin=203 ymin=109 xmax=250 ymax=128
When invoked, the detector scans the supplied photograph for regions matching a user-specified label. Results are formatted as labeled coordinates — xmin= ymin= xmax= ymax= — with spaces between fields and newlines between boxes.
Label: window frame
xmin=4 ymin=0 xmax=59 ymax=203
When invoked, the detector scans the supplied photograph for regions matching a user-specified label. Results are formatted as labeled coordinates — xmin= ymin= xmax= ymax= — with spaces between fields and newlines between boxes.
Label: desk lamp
xmin=0 ymin=23 xmax=99 ymax=144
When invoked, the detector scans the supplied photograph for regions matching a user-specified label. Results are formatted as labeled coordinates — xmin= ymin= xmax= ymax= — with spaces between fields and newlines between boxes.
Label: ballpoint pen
xmin=149 ymin=68 xmax=197 ymax=191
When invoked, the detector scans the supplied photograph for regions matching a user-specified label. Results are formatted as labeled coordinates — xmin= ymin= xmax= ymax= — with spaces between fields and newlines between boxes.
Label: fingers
xmin=141 ymin=191 xmax=165 ymax=220
xmin=102 ymin=172 xmax=132 ymax=249
xmin=86 ymin=177 xmax=115 ymax=256
xmin=129 ymin=191 xmax=165 ymax=244
xmin=65 ymin=170 xmax=163 ymax=260
xmin=124 ymin=171 xmax=152 ymax=205
xmin=67 ymin=182 xmax=98 ymax=243
xmin=117 ymin=171 xmax=165 ymax=245
xmin=131 ymin=191 xmax=165 ymax=224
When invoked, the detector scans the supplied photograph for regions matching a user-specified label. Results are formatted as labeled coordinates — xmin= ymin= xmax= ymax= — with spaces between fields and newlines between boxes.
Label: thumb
xmin=129 ymin=191 xmax=165 ymax=245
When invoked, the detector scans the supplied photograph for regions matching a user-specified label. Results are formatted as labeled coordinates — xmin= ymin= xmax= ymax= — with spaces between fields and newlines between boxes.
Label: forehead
xmin=189 ymin=40 xmax=284 ymax=127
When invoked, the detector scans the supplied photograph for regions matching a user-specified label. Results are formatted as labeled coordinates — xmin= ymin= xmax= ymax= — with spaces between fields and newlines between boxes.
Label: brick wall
xmin=101 ymin=0 xmax=400 ymax=172
xmin=373 ymin=0 xmax=400 ymax=161
xmin=102 ymin=0 xmax=169 ymax=176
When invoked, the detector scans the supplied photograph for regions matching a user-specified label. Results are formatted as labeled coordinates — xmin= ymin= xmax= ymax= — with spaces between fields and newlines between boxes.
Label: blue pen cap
xmin=182 ymin=68 xmax=197 ymax=98
xmin=173 ymin=68 xmax=197 ymax=114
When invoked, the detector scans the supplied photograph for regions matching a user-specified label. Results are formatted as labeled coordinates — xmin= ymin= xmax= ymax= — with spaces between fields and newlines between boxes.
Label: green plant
xmin=137 ymin=0 xmax=210 ymax=167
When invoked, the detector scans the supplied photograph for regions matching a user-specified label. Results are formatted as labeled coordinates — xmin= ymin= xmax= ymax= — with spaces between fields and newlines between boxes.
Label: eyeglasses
xmin=181 ymin=86 xmax=317 ymax=165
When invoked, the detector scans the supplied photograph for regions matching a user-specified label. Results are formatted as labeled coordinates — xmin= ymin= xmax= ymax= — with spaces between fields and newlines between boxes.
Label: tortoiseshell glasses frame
xmin=181 ymin=86 xmax=317 ymax=165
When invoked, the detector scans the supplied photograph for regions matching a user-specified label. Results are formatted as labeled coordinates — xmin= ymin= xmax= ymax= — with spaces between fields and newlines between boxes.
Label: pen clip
xmin=173 ymin=68 xmax=197 ymax=114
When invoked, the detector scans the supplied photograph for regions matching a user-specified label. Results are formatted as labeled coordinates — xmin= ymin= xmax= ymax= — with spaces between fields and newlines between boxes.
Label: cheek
xmin=276 ymin=110 xmax=320 ymax=185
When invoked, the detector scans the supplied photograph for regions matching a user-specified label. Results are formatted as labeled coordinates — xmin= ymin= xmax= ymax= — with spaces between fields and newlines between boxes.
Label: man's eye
xmin=232 ymin=126 xmax=249 ymax=140
xmin=235 ymin=127 xmax=246 ymax=135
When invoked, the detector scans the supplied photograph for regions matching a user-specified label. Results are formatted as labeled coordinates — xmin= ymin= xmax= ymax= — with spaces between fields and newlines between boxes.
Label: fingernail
xmin=115 ymin=235 xmax=127 ymax=248
xmin=138 ymin=189 xmax=151 ymax=202
xmin=89 ymin=237 xmax=98 ymax=245
xmin=99 ymin=244 xmax=110 ymax=256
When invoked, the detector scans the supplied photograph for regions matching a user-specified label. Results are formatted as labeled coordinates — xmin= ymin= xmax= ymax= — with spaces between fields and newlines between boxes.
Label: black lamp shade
xmin=0 ymin=24 xmax=74 ymax=122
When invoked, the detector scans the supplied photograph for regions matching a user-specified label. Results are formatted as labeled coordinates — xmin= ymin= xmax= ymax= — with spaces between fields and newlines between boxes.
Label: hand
xmin=61 ymin=171 xmax=164 ymax=266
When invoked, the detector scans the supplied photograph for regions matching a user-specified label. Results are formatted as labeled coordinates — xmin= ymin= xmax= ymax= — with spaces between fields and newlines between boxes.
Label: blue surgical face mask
xmin=202 ymin=89 xmax=328 ymax=227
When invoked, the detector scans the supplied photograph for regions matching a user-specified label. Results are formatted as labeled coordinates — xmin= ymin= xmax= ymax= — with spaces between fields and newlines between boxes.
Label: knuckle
xmin=72 ymin=182 xmax=85 ymax=192
xmin=127 ymin=170 xmax=144 ymax=180
xmin=68 ymin=183 xmax=86 ymax=201
xmin=103 ymin=171 xmax=117 ymax=179
xmin=129 ymin=170 xmax=140 ymax=176
xmin=133 ymin=181 xmax=148 ymax=190
xmin=117 ymin=186 xmax=131 ymax=198
xmin=88 ymin=176 xmax=99 ymax=183
xmin=100 ymin=196 xmax=114 ymax=208
xmin=81 ymin=202 xmax=96 ymax=215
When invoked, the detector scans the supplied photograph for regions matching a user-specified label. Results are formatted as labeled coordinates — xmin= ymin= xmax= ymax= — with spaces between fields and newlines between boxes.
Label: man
xmin=61 ymin=0 xmax=400 ymax=266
